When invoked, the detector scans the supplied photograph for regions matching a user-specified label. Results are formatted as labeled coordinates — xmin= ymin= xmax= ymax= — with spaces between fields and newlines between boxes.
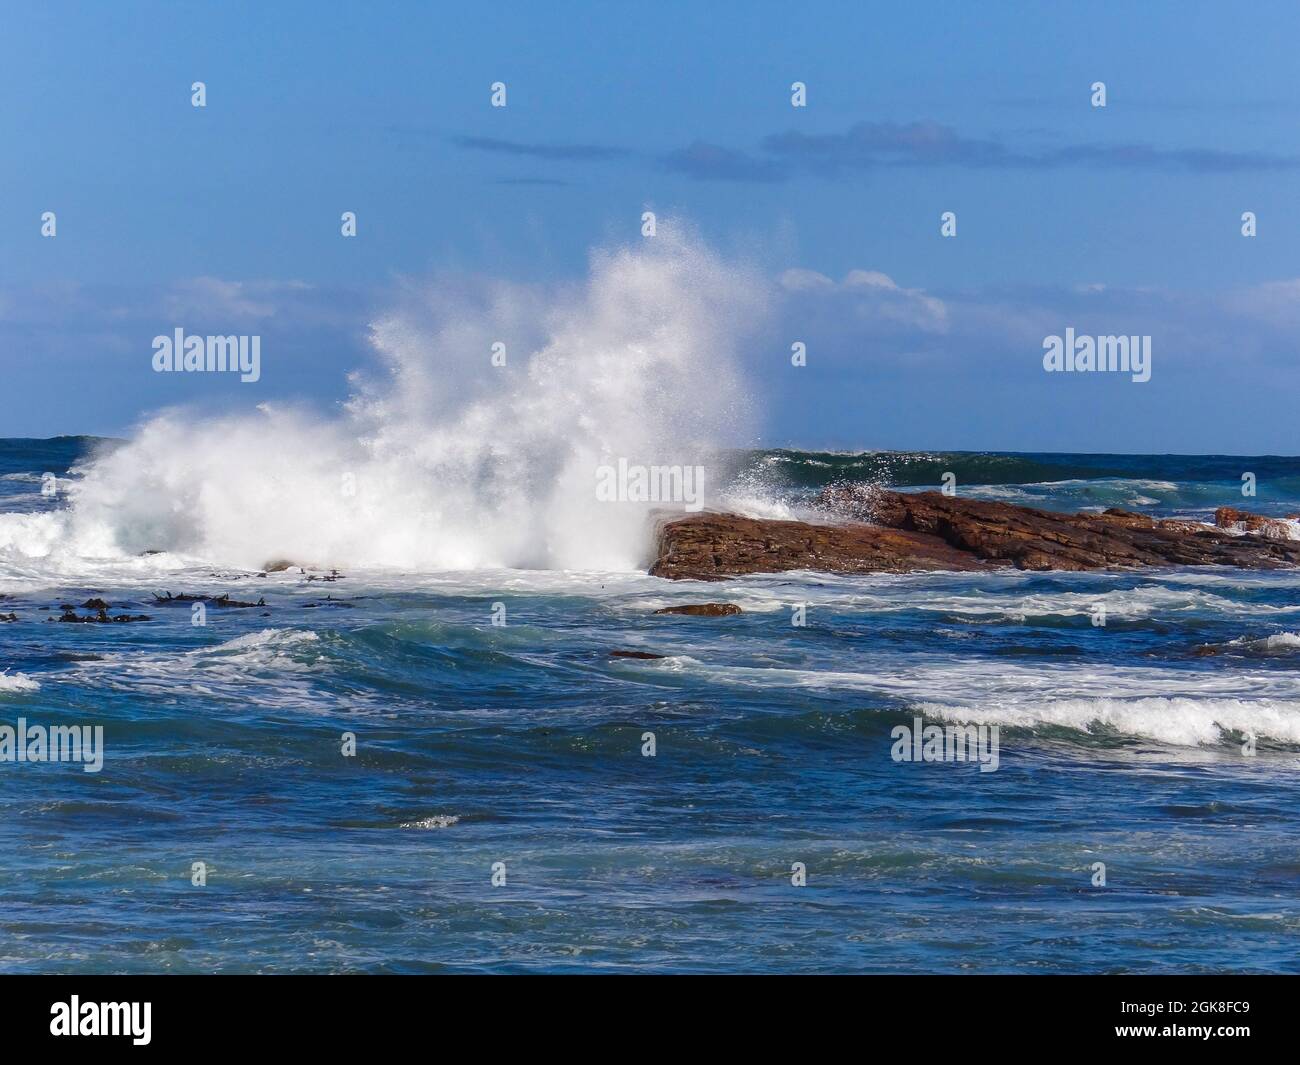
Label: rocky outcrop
xmin=649 ymin=509 xmax=987 ymax=581
xmin=649 ymin=489 xmax=1300 ymax=580
xmin=1213 ymin=506 xmax=1300 ymax=541
xmin=861 ymin=490 xmax=1300 ymax=571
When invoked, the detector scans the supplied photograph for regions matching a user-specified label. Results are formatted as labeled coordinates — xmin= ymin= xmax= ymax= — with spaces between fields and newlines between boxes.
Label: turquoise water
xmin=2 ymin=439 xmax=1299 ymax=973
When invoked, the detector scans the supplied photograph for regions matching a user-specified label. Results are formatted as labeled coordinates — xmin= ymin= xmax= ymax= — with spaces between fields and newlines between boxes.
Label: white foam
xmin=2 ymin=230 xmax=765 ymax=579
xmin=0 ymin=671 xmax=40 ymax=693
xmin=0 ymin=510 xmax=198 ymax=593
xmin=922 ymin=697 xmax=1300 ymax=748
xmin=211 ymin=629 xmax=320 ymax=653
xmin=57 ymin=628 xmax=329 ymax=711
xmin=721 ymin=493 xmax=798 ymax=521
xmin=1226 ymin=631 xmax=1300 ymax=654
xmin=400 ymin=815 xmax=460 ymax=829
xmin=660 ymin=651 xmax=1300 ymax=746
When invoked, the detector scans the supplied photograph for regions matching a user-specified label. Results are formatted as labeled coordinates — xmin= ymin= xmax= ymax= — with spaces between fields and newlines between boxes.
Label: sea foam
xmin=0 ymin=671 xmax=40 ymax=693
xmin=23 ymin=231 xmax=765 ymax=574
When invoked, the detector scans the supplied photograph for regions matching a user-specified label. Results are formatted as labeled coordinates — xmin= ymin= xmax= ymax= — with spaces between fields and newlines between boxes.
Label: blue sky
xmin=4 ymin=0 xmax=1300 ymax=451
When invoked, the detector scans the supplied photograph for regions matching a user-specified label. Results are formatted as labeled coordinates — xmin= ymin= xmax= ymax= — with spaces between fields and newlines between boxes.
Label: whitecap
xmin=0 ymin=671 xmax=40 ymax=693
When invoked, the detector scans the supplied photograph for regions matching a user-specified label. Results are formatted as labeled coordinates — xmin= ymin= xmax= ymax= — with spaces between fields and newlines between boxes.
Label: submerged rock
xmin=654 ymin=603 xmax=742 ymax=616
xmin=306 ymin=570 xmax=346 ymax=582
xmin=649 ymin=490 xmax=1300 ymax=580
xmin=609 ymin=649 xmax=667 ymax=659
xmin=54 ymin=608 xmax=150 ymax=623
xmin=152 ymin=592 xmax=265 ymax=608
xmin=303 ymin=595 xmax=355 ymax=608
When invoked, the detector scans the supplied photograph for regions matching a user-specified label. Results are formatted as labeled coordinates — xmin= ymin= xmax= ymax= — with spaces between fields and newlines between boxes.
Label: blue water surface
xmin=1 ymin=440 xmax=1298 ymax=973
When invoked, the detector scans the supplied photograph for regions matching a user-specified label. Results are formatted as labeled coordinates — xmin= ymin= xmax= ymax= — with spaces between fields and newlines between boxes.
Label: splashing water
xmin=44 ymin=231 xmax=768 ymax=572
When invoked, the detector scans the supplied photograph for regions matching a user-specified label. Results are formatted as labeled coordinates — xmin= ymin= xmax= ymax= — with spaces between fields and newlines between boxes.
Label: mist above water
xmin=56 ymin=231 xmax=767 ymax=572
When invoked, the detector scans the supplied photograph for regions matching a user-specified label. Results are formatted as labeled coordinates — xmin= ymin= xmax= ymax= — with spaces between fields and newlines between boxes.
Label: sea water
xmin=2 ymin=236 xmax=1298 ymax=972
xmin=2 ymin=437 xmax=1299 ymax=973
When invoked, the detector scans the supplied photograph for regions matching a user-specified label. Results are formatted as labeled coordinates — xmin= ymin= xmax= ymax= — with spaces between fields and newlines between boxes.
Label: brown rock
xmin=1214 ymin=506 xmax=1298 ymax=541
xmin=856 ymin=491 xmax=1300 ymax=571
xmin=649 ymin=510 xmax=990 ymax=581
xmin=648 ymin=491 xmax=1300 ymax=580
xmin=654 ymin=603 xmax=742 ymax=616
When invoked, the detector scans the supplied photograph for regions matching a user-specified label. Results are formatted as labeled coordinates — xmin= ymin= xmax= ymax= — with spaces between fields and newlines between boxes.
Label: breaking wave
xmin=5 ymin=230 xmax=765 ymax=574
xmin=0 ymin=671 xmax=40 ymax=693
xmin=923 ymin=697 xmax=1300 ymax=748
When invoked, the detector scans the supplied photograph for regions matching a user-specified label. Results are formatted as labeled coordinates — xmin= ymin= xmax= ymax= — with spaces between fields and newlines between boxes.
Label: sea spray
xmin=56 ymin=231 xmax=767 ymax=572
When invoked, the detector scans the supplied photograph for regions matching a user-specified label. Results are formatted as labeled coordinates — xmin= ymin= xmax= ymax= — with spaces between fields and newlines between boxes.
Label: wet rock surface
xmin=654 ymin=603 xmax=742 ymax=616
xmin=1213 ymin=505 xmax=1300 ymax=541
xmin=649 ymin=509 xmax=987 ymax=582
xmin=52 ymin=607 xmax=151 ymax=623
xmin=650 ymin=489 xmax=1300 ymax=580
xmin=152 ymin=592 xmax=266 ymax=608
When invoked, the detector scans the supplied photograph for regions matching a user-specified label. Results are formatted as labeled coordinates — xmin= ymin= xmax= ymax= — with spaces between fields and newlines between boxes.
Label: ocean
xmin=2 ymin=436 xmax=1299 ymax=973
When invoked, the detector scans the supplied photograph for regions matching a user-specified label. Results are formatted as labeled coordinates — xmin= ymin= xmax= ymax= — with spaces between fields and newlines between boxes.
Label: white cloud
xmin=780 ymin=267 xmax=949 ymax=334
xmin=163 ymin=277 xmax=314 ymax=320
